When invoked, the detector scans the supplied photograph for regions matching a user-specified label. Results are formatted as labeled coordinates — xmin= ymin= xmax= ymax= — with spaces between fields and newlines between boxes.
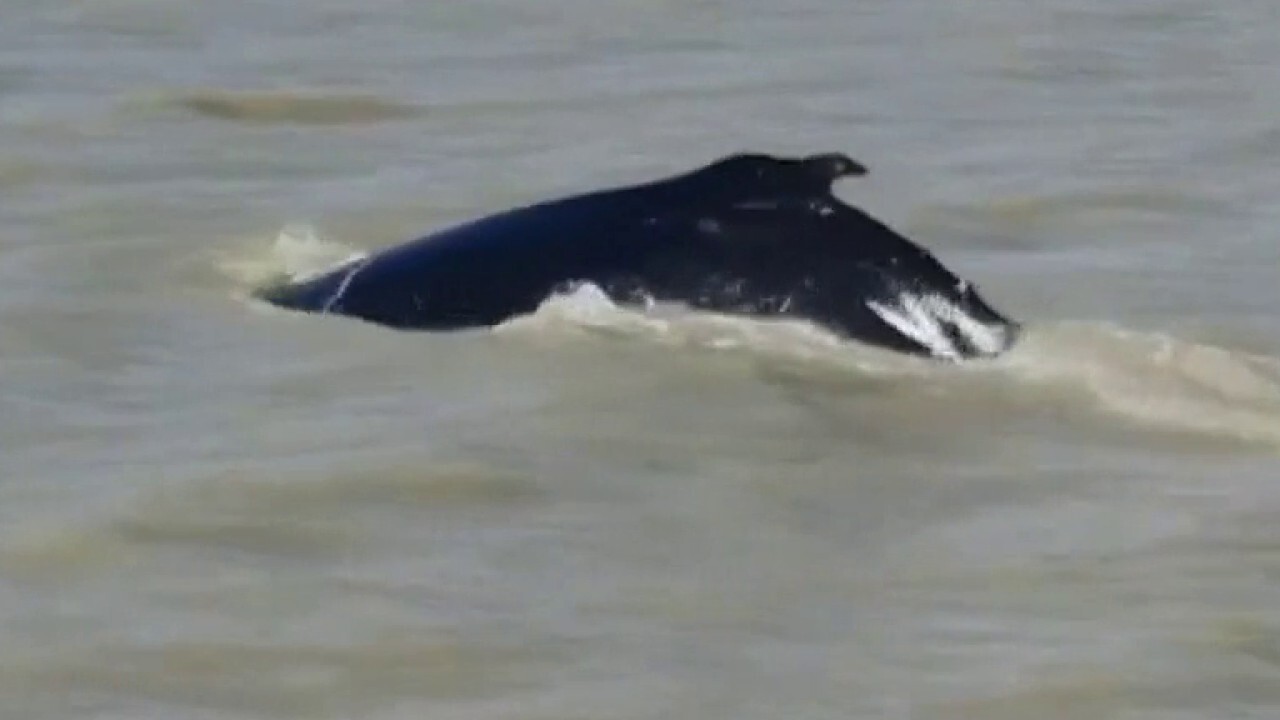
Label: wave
xmin=229 ymin=225 xmax=1280 ymax=452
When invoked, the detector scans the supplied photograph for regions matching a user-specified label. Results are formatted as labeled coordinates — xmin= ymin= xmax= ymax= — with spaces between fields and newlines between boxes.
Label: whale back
xmin=256 ymin=151 xmax=1019 ymax=359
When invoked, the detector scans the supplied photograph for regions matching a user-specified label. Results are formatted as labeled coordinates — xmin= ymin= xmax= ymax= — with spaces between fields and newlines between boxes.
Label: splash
xmin=994 ymin=323 xmax=1280 ymax=449
xmin=501 ymin=284 xmax=1280 ymax=450
xmin=216 ymin=224 xmax=367 ymax=288
xmin=496 ymin=282 xmax=922 ymax=375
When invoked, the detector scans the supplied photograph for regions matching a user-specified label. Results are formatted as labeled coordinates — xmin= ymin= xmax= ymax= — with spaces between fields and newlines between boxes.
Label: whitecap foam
xmin=993 ymin=322 xmax=1280 ymax=449
xmin=496 ymin=282 xmax=937 ymax=378
xmin=215 ymin=224 xmax=367 ymax=289
xmin=269 ymin=224 xmax=368 ymax=283
xmin=502 ymin=285 xmax=1280 ymax=450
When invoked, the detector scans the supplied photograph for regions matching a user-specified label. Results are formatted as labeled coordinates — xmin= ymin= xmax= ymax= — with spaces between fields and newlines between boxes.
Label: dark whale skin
xmin=257 ymin=152 xmax=1018 ymax=359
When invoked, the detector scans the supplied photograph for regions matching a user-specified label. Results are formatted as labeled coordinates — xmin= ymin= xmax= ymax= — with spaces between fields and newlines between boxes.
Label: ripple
xmin=112 ymin=514 xmax=356 ymax=561
xmin=1210 ymin=617 xmax=1280 ymax=669
xmin=4 ymin=635 xmax=567 ymax=717
xmin=0 ymin=159 xmax=45 ymax=187
xmin=2 ymin=463 xmax=544 ymax=580
xmin=178 ymin=463 xmax=547 ymax=512
xmin=169 ymin=90 xmax=424 ymax=126
xmin=912 ymin=185 xmax=1239 ymax=244
xmin=918 ymin=665 xmax=1280 ymax=719
xmin=917 ymin=672 xmax=1134 ymax=720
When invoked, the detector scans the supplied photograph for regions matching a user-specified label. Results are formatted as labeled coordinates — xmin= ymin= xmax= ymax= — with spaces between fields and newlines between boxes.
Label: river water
xmin=3 ymin=1 xmax=1280 ymax=718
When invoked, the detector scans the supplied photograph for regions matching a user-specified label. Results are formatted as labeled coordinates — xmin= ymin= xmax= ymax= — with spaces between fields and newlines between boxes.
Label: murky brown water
xmin=3 ymin=1 xmax=1280 ymax=718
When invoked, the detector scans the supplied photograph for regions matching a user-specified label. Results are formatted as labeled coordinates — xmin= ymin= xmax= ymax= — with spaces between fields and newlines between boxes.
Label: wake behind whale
xmin=238 ymin=223 xmax=1280 ymax=452
xmin=256 ymin=152 xmax=1020 ymax=361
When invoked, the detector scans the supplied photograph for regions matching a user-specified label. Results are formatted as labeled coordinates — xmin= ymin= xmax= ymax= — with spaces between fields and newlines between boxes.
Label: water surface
xmin=3 ymin=1 xmax=1280 ymax=718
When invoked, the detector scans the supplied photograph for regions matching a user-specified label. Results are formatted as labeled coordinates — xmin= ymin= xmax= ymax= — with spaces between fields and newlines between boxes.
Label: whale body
xmin=257 ymin=152 xmax=1019 ymax=360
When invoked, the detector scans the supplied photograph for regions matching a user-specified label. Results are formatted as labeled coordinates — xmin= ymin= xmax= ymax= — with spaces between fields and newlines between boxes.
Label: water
xmin=3 ymin=1 xmax=1280 ymax=718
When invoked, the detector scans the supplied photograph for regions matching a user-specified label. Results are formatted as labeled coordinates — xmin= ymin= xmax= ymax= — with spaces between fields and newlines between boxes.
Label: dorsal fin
xmin=692 ymin=151 xmax=870 ymax=199
xmin=802 ymin=153 xmax=868 ymax=181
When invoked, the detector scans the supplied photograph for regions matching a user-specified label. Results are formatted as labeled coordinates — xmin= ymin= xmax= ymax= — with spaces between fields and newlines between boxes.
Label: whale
xmin=256 ymin=152 xmax=1019 ymax=360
